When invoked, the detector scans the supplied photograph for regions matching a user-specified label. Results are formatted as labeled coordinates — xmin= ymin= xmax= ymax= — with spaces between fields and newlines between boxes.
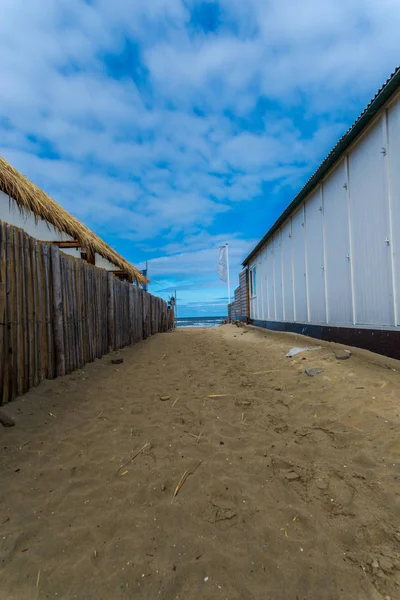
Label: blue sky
xmin=1 ymin=1 xmax=399 ymax=316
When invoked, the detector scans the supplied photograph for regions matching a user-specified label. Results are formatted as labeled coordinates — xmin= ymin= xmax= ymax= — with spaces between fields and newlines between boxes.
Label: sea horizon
xmin=175 ymin=316 xmax=227 ymax=328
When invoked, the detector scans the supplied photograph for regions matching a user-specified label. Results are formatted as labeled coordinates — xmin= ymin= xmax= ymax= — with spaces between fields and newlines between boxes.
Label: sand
xmin=1 ymin=324 xmax=400 ymax=600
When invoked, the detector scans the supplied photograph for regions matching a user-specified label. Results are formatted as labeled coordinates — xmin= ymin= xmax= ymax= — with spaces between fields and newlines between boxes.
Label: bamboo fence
xmin=0 ymin=222 xmax=173 ymax=406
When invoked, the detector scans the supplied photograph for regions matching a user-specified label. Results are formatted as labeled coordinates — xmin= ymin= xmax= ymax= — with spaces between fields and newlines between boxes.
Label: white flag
xmin=218 ymin=245 xmax=227 ymax=282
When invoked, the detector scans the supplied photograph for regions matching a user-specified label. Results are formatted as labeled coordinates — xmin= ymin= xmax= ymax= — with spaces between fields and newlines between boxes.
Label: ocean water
xmin=175 ymin=316 xmax=226 ymax=329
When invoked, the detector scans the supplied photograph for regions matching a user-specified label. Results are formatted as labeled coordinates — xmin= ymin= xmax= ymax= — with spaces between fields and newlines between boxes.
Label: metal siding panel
xmin=239 ymin=270 xmax=248 ymax=318
xmin=264 ymin=249 xmax=269 ymax=320
xmin=388 ymin=98 xmax=400 ymax=325
xmin=267 ymin=241 xmax=275 ymax=320
xmin=260 ymin=250 xmax=266 ymax=321
xmin=234 ymin=287 xmax=240 ymax=320
xmin=281 ymin=220 xmax=294 ymax=321
xmin=257 ymin=253 xmax=263 ymax=320
xmin=305 ymin=187 xmax=326 ymax=323
xmin=291 ymin=206 xmax=308 ymax=322
xmin=348 ymin=117 xmax=394 ymax=326
xmin=323 ymin=160 xmax=353 ymax=324
xmin=249 ymin=260 xmax=257 ymax=320
xmin=273 ymin=233 xmax=284 ymax=321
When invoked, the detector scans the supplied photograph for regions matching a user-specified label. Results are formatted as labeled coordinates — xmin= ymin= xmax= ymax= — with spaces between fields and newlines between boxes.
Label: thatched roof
xmin=0 ymin=157 xmax=146 ymax=284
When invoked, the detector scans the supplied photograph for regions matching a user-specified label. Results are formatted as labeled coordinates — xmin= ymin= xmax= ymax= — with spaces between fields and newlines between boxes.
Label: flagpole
xmin=226 ymin=243 xmax=231 ymax=305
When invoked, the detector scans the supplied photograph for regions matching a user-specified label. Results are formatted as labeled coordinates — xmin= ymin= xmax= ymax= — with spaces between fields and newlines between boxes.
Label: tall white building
xmin=239 ymin=67 xmax=400 ymax=358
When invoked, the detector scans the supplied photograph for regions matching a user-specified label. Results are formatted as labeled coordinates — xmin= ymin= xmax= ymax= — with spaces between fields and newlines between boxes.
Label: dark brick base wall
xmin=250 ymin=320 xmax=400 ymax=361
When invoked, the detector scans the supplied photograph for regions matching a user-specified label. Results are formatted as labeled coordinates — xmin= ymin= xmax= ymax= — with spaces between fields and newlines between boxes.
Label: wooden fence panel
xmin=0 ymin=221 xmax=174 ymax=405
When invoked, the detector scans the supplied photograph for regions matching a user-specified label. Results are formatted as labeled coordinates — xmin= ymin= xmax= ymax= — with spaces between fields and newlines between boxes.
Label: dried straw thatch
xmin=0 ymin=156 xmax=146 ymax=284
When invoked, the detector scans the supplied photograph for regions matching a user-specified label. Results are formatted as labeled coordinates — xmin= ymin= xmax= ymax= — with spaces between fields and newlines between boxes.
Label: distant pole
xmin=143 ymin=260 xmax=148 ymax=292
xmin=226 ymin=243 xmax=231 ymax=305
xmin=175 ymin=289 xmax=177 ymax=320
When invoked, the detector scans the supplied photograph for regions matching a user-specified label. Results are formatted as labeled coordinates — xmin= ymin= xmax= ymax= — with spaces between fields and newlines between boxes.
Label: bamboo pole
xmin=89 ymin=266 xmax=94 ymax=361
xmin=68 ymin=261 xmax=75 ymax=372
xmin=13 ymin=227 xmax=22 ymax=395
xmin=97 ymin=270 xmax=102 ymax=357
xmin=138 ymin=288 xmax=144 ymax=340
xmin=91 ymin=267 xmax=96 ymax=360
xmin=115 ymin=278 xmax=119 ymax=349
xmin=23 ymin=232 xmax=33 ymax=390
xmin=94 ymin=269 xmax=99 ymax=357
xmin=103 ymin=271 xmax=107 ymax=354
xmin=71 ymin=261 xmax=78 ymax=369
xmin=42 ymin=243 xmax=53 ymax=379
xmin=0 ymin=224 xmax=6 ymax=405
xmin=0 ymin=281 xmax=5 ymax=406
xmin=128 ymin=285 xmax=133 ymax=345
xmin=142 ymin=290 xmax=148 ymax=340
xmin=50 ymin=245 xmax=65 ymax=377
xmin=35 ymin=241 xmax=43 ymax=384
xmin=8 ymin=226 xmax=18 ymax=400
xmin=107 ymin=272 xmax=114 ymax=352
xmin=82 ymin=263 xmax=88 ymax=363
xmin=133 ymin=286 xmax=139 ymax=342
xmin=29 ymin=237 xmax=39 ymax=386
xmin=85 ymin=264 xmax=91 ymax=362
xmin=4 ymin=225 xmax=12 ymax=403
xmin=78 ymin=261 xmax=84 ymax=367
xmin=61 ymin=256 xmax=70 ymax=373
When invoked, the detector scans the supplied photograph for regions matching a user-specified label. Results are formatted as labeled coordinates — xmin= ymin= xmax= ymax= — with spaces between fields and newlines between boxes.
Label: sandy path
xmin=0 ymin=325 xmax=400 ymax=600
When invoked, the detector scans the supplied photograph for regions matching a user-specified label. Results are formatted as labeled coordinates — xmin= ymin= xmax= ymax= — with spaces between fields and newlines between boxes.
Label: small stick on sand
xmin=172 ymin=460 xmax=203 ymax=502
xmin=241 ymin=413 xmax=247 ymax=425
xmin=172 ymin=396 xmax=180 ymax=408
xmin=207 ymin=394 xmax=229 ymax=398
xmin=116 ymin=442 xmax=150 ymax=476
xmin=36 ymin=570 xmax=41 ymax=588
xmin=19 ymin=441 xmax=31 ymax=450
xmin=188 ymin=432 xmax=202 ymax=443
xmin=173 ymin=470 xmax=189 ymax=499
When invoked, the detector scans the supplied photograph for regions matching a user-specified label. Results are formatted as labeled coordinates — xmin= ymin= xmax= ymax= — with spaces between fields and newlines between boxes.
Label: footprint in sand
xmin=201 ymin=494 xmax=238 ymax=529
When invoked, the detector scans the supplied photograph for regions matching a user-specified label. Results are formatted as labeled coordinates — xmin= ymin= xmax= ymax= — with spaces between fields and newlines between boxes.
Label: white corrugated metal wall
xmin=248 ymin=91 xmax=400 ymax=329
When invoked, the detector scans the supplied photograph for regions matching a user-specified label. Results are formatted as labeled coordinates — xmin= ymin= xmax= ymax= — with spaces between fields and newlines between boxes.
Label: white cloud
xmin=0 ymin=0 xmax=399 ymax=313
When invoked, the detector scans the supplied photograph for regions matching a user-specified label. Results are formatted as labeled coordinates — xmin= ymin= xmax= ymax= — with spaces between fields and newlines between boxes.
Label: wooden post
xmin=14 ymin=230 xmax=23 ymax=394
xmin=142 ymin=290 xmax=148 ymax=339
xmin=128 ymin=285 xmax=134 ymax=344
xmin=35 ymin=241 xmax=43 ymax=385
xmin=4 ymin=225 xmax=12 ymax=403
xmin=42 ymin=243 xmax=53 ymax=379
xmin=0 ymin=281 xmax=5 ymax=406
xmin=50 ymin=245 xmax=65 ymax=377
xmin=107 ymin=272 xmax=115 ymax=352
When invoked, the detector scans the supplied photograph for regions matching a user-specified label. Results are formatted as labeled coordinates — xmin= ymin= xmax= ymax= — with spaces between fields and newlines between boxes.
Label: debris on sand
xmin=173 ymin=469 xmax=189 ymax=499
xmin=172 ymin=460 xmax=203 ymax=501
xmin=116 ymin=442 xmax=150 ymax=476
xmin=334 ymin=349 xmax=352 ymax=360
xmin=0 ymin=410 xmax=15 ymax=427
xmin=305 ymin=368 xmax=324 ymax=377
xmin=285 ymin=471 xmax=301 ymax=481
xmin=160 ymin=395 xmax=171 ymax=401
xmin=286 ymin=347 xmax=321 ymax=358
xmin=112 ymin=358 xmax=124 ymax=365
